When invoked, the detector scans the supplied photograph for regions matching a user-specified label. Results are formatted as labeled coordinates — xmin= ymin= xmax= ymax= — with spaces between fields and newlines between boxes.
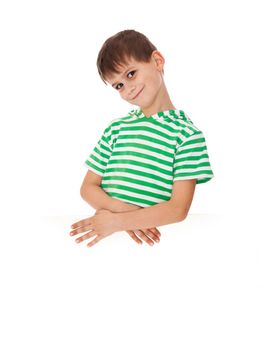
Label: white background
xmin=0 ymin=0 xmax=263 ymax=349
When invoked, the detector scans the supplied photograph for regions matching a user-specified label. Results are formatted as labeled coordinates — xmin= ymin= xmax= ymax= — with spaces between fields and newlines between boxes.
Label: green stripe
xmin=197 ymin=177 xmax=213 ymax=184
xmin=89 ymin=153 xmax=108 ymax=166
xmin=105 ymin=191 xmax=160 ymax=206
xmin=94 ymin=147 xmax=110 ymax=160
xmin=182 ymin=136 xmax=205 ymax=146
xmin=176 ymin=146 xmax=207 ymax=156
xmin=175 ymin=154 xmax=209 ymax=163
xmin=85 ymin=160 xmax=104 ymax=174
xmin=121 ymin=124 xmax=176 ymax=140
xmin=112 ymin=150 xmax=173 ymax=166
xmin=104 ymin=166 xmax=173 ymax=184
xmin=175 ymin=170 xmax=214 ymax=177
xmin=95 ymin=141 xmax=111 ymax=154
xmin=117 ymin=132 xmax=175 ymax=148
xmin=175 ymin=161 xmax=211 ymax=170
xmin=102 ymin=175 xmax=171 ymax=192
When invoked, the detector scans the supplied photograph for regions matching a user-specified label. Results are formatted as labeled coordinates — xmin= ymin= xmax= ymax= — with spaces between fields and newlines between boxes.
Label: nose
xmin=127 ymin=85 xmax=136 ymax=99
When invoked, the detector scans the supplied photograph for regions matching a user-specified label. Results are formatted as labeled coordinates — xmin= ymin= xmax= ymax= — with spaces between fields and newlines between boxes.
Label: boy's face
xmin=105 ymin=50 xmax=165 ymax=109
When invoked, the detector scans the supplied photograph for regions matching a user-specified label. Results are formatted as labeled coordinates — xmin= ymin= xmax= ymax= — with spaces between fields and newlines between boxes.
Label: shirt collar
xmin=132 ymin=108 xmax=192 ymax=123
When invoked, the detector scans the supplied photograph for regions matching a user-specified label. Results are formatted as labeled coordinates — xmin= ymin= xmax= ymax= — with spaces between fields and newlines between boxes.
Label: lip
xmin=132 ymin=87 xmax=144 ymax=100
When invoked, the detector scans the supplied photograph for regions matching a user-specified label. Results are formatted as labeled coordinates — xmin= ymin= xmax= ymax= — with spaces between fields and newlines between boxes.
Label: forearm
xmin=114 ymin=200 xmax=186 ymax=231
xmin=81 ymin=184 xmax=140 ymax=213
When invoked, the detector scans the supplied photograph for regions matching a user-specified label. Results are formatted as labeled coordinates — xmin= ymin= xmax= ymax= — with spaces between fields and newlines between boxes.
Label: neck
xmin=140 ymin=82 xmax=176 ymax=118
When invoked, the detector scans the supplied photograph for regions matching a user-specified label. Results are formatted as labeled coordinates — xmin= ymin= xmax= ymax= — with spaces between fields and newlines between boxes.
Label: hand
xmin=126 ymin=228 xmax=161 ymax=246
xmin=70 ymin=209 xmax=118 ymax=247
xmin=95 ymin=207 xmax=161 ymax=246
xmin=96 ymin=209 xmax=161 ymax=246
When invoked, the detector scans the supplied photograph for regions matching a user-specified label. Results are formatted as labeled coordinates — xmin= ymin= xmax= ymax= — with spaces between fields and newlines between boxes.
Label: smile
xmin=132 ymin=87 xmax=144 ymax=100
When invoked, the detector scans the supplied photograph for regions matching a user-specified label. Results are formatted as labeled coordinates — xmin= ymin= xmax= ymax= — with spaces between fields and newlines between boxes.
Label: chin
xmin=130 ymin=101 xmax=141 ymax=107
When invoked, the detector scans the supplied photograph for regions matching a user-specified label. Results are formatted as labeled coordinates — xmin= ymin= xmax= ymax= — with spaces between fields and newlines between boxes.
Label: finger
xmin=71 ymin=218 xmax=91 ymax=230
xmin=70 ymin=223 xmax=93 ymax=236
xmin=142 ymin=229 xmax=160 ymax=243
xmin=75 ymin=230 xmax=96 ymax=243
xmin=71 ymin=222 xmax=83 ymax=229
xmin=87 ymin=235 xmax=103 ymax=248
xmin=126 ymin=230 xmax=142 ymax=245
xmin=134 ymin=230 xmax=155 ymax=246
xmin=147 ymin=228 xmax=161 ymax=241
xmin=148 ymin=228 xmax=161 ymax=241
xmin=149 ymin=227 xmax=161 ymax=236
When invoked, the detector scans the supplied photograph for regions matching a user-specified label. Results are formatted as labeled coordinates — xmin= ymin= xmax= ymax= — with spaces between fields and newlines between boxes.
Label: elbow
xmin=80 ymin=185 xmax=89 ymax=200
xmin=80 ymin=186 xmax=84 ymax=198
xmin=169 ymin=201 xmax=188 ymax=222
xmin=176 ymin=211 xmax=187 ymax=223
xmin=80 ymin=183 xmax=96 ymax=201
xmin=179 ymin=212 xmax=188 ymax=222
xmin=80 ymin=186 xmax=85 ymax=200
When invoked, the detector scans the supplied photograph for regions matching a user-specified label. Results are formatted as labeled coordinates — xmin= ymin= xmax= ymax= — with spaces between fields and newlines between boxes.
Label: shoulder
xmin=109 ymin=108 xmax=138 ymax=125
xmin=105 ymin=109 xmax=138 ymax=132
xmin=170 ymin=109 xmax=205 ymax=146
xmin=101 ymin=109 xmax=137 ymax=147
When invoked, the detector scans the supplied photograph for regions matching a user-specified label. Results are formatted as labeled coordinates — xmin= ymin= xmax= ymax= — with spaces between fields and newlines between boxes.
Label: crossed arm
xmin=78 ymin=170 xmax=196 ymax=231
xmin=113 ymin=180 xmax=196 ymax=231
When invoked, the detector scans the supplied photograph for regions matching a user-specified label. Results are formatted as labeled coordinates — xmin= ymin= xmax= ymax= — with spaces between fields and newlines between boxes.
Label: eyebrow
xmin=111 ymin=67 xmax=135 ymax=87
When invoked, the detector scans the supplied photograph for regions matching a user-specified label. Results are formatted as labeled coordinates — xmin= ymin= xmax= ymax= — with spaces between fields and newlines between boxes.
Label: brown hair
xmin=96 ymin=29 xmax=157 ymax=85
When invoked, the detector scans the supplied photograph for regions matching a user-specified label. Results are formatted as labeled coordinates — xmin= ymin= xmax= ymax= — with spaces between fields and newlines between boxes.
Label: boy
xmin=69 ymin=29 xmax=214 ymax=247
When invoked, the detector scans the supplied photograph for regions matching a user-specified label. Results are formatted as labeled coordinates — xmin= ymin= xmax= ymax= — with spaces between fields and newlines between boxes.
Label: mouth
xmin=132 ymin=87 xmax=144 ymax=100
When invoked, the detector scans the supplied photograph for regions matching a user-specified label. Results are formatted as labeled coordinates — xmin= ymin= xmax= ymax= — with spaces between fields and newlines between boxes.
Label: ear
xmin=151 ymin=50 xmax=165 ymax=72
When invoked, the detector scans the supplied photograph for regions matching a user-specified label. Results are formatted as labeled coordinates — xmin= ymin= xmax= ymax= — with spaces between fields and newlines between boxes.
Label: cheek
xmin=120 ymin=91 xmax=127 ymax=100
xmin=146 ymin=73 xmax=160 ymax=89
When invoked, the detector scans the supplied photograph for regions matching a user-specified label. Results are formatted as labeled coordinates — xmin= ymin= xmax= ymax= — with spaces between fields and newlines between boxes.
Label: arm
xmin=80 ymin=169 xmax=141 ymax=213
xmin=81 ymin=184 xmax=140 ymax=213
xmin=114 ymin=179 xmax=197 ymax=231
xmin=76 ymin=170 xmax=162 ymax=246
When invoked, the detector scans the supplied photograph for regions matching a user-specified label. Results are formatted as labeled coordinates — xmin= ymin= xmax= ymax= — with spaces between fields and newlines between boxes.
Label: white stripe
xmin=115 ymin=140 xmax=174 ymax=156
xmin=88 ymin=151 xmax=109 ymax=164
xmin=173 ymin=174 xmax=214 ymax=181
xmin=103 ymin=170 xmax=172 ymax=188
xmin=111 ymin=150 xmax=172 ymax=166
xmin=125 ymin=121 xmax=176 ymax=137
xmin=85 ymin=157 xmax=105 ymax=171
xmin=175 ymin=149 xmax=209 ymax=161
xmin=84 ymin=163 xmax=103 ymax=176
xmin=174 ymin=158 xmax=209 ymax=166
xmin=175 ymin=166 xmax=213 ymax=174
xmin=177 ymin=141 xmax=206 ymax=153
xmin=96 ymin=139 xmax=112 ymax=153
xmin=120 ymin=128 xmax=175 ymax=145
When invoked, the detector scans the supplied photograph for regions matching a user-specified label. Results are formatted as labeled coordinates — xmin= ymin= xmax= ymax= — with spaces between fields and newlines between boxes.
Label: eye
xmin=115 ymin=83 xmax=123 ymax=90
xmin=115 ymin=70 xmax=136 ymax=91
xmin=127 ymin=70 xmax=136 ymax=78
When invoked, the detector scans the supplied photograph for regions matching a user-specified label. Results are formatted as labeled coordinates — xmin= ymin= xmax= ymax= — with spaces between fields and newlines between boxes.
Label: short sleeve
xmin=84 ymin=123 xmax=113 ymax=176
xmin=173 ymin=131 xmax=214 ymax=184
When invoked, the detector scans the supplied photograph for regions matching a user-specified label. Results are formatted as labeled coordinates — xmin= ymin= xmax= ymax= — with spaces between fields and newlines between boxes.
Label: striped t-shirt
xmin=84 ymin=108 xmax=214 ymax=208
